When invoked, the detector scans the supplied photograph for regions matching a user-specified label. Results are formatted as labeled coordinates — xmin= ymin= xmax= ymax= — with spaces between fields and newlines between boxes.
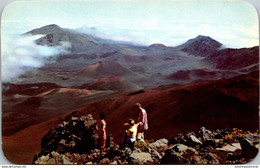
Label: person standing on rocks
xmin=124 ymin=119 xmax=139 ymax=149
xmin=135 ymin=103 xmax=148 ymax=141
xmin=96 ymin=113 xmax=106 ymax=157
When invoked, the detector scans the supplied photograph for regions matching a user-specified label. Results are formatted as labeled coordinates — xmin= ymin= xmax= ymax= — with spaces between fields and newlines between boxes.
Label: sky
xmin=1 ymin=0 xmax=259 ymax=82
xmin=2 ymin=0 xmax=259 ymax=48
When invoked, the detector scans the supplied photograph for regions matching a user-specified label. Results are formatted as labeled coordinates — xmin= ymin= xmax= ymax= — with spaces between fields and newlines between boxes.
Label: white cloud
xmin=1 ymin=35 xmax=71 ymax=82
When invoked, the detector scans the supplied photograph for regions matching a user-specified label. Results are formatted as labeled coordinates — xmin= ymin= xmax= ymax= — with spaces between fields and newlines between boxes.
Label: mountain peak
xmin=41 ymin=24 xmax=61 ymax=29
xmin=25 ymin=24 xmax=62 ymax=35
xmin=148 ymin=43 xmax=167 ymax=48
xmin=179 ymin=35 xmax=222 ymax=57
xmin=184 ymin=35 xmax=222 ymax=46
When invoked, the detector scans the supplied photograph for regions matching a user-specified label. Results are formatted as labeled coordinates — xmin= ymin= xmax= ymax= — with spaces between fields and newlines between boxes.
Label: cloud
xmin=1 ymin=35 xmax=71 ymax=82
xmin=75 ymin=21 xmax=259 ymax=48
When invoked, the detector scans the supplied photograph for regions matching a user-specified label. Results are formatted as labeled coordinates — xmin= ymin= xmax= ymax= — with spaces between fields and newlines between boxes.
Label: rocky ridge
xmin=33 ymin=114 xmax=260 ymax=164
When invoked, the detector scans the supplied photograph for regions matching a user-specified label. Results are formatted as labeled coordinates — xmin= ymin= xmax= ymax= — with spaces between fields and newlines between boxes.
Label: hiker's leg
xmin=100 ymin=137 xmax=106 ymax=156
xmin=129 ymin=138 xmax=135 ymax=149
xmin=100 ymin=148 xmax=104 ymax=156
xmin=137 ymin=132 xmax=142 ymax=141
xmin=137 ymin=131 xmax=144 ymax=141
xmin=130 ymin=141 xmax=135 ymax=149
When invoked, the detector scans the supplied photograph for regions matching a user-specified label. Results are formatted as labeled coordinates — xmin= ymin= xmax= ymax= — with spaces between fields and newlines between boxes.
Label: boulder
xmin=186 ymin=135 xmax=202 ymax=147
xmin=150 ymin=149 xmax=162 ymax=160
xmin=169 ymin=133 xmax=186 ymax=145
xmin=109 ymin=161 xmax=118 ymax=164
xmin=99 ymin=158 xmax=111 ymax=164
xmin=85 ymin=162 xmax=93 ymax=164
xmin=62 ymin=155 xmax=73 ymax=164
xmin=129 ymin=152 xmax=153 ymax=164
xmin=239 ymin=134 xmax=260 ymax=162
xmin=205 ymin=153 xmax=220 ymax=164
xmin=150 ymin=138 xmax=168 ymax=153
xmin=199 ymin=127 xmax=214 ymax=142
xmin=213 ymin=129 xmax=223 ymax=139
xmin=216 ymin=143 xmax=242 ymax=152
xmin=161 ymin=144 xmax=203 ymax=164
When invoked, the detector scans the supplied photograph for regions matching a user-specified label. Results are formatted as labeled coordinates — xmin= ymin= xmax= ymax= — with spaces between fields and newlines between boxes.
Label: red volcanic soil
xmin=206 ymin=46 xmax=259 ymax=70
xmin=67 ymin=71 xmax=259 ymax=143
xmin=167 ymin=68 xmax=233 ymax=82
xmin=74 ymin=61 xmax=137 ymax=78
xmin=2 ymin=84 xmax=124 ymax=136
xmin=2 ymin=71 xmax=259 ymax=164
xmin=2 ymin=82 xmax=62 ymax=96
xmin=2 ymin=115 xmax=66 ymax=164
xmin=78 ymin=77 xmax=141 ymax=91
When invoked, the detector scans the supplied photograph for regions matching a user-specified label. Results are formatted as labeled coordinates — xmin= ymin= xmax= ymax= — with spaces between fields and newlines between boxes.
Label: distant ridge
xmin=12 ymin=24 xmax=259 ymax=87
xmin=178 ymin=35 xmax=223 ymax=57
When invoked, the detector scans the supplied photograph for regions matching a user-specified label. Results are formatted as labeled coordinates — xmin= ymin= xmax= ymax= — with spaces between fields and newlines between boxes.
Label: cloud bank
xmin=75 ymin=21 xmax=259 ymax=48
xmin=2 ymin=35 xmax=71 ymax=82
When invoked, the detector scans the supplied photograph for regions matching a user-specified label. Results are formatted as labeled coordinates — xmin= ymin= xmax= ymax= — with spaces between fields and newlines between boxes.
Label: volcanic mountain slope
xmin=204 ymin=46 xmax=259 ymax=70
xmin=10 ymin=24 xmax=258 ymax=87
xmin=2 ymin=82 xmax=128 ymax=136
xmin=178 ymin=35 xmax=223 ymax=57
xmin=25 ymin=24 xmax=111 ymax=54
xmin=166 ymin=68 xmax=241 ymax=83
xmin=77 ymin=77 xmax=142 ymax=91
xmin=65 ymin=71 xmax=259 ymax=143
xmin=2 ymin=70 xmax=258 ymax=164
xmin=2 ymin=82 xmax=61 ymax=96
xmin=73 ymin=61 xmax=138 ymax=79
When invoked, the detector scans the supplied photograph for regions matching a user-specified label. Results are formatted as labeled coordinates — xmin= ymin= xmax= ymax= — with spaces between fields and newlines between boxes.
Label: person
xmin=123 ymin=119 xmax=139 ymax=149
xmin=96 ymin=113 xmax=106 ymax=157
xmin=135 ymin=102 xmax=148 ymax=141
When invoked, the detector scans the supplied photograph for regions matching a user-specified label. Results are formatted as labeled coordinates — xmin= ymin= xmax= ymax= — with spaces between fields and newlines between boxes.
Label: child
xmin=124 ymin=119 xmax=139 ymax=149
xmin=96 ymin=113 xmax=106 ymax=157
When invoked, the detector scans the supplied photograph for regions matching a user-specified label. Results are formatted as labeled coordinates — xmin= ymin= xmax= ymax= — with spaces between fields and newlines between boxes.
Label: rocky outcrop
xmin=33 ymin=116 xmax=260 ymax=165
xmin=239 ymin=134 xmax=260 ymax=161
xmin=39 ymin=114 xmax=99 ymax=156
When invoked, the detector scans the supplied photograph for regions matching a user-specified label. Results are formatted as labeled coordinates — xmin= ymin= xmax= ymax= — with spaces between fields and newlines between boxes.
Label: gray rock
xmin=199 ymin=127 xmax=215 ymax=142
xmin=71 ymin=117 xmax=78 ymax=121
xmin=240 ymin=134 xmax=260 ymax=161
xmin=150 ymin=138 xmax=168 ymax=152
xmin=85 ymin=161 xmax=93 ymax=164
xmin=150 ymin=149 xmax=162 ymax=160
xmin=133 ymin=148 xmax=142 ymax=153
xmin=170 ymin=133 xmax=186 ymax=145
xmin=206 ymin=153 xmax=220 ymax=164
xmin=109 ymin=161 xmax=118 ymax=164
xmin=99 ymin=158 xmax=110 ymax=164
xmin=129 ymin=152 xmax=153 ymax=164
xmin=186 ymin=135 xmax=202 ymax=147
xmin=216 ymin=143 xmax=241 ymax=152
xmin=161 ymin=144 xmax=203 ymax=164
xmin=34 ymin=155 xmax=50 ymax=164
xmin=62 ymin=155 xmax=73 ymax=164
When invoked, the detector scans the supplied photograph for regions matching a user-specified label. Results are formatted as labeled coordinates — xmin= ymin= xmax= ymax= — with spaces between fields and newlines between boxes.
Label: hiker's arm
xmin=101 ymin=121 xmax=105 ymax=136
xmin=124 ymin=123 xmax=129 ymax=126
xmin=138 ymin=112 xmax=144 ymax=125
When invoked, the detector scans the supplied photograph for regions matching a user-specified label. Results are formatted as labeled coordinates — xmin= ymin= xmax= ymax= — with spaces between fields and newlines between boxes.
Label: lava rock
xmin=169 ymin=133 xmax=186 ymax=145
xmin=161 ymin=144 xmax=203 ymax=164
xmin=129 ymin=152 xmax=153 ymax=164
xmin=150 ymin=138 xmax=168 ymax=153
xmin=239 ymin=134 xmax=260 ymax=162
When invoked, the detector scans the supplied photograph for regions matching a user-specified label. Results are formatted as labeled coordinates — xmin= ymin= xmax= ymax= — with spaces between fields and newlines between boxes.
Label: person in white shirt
xmin=135 ymin=102 xmax=148 ymax=141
